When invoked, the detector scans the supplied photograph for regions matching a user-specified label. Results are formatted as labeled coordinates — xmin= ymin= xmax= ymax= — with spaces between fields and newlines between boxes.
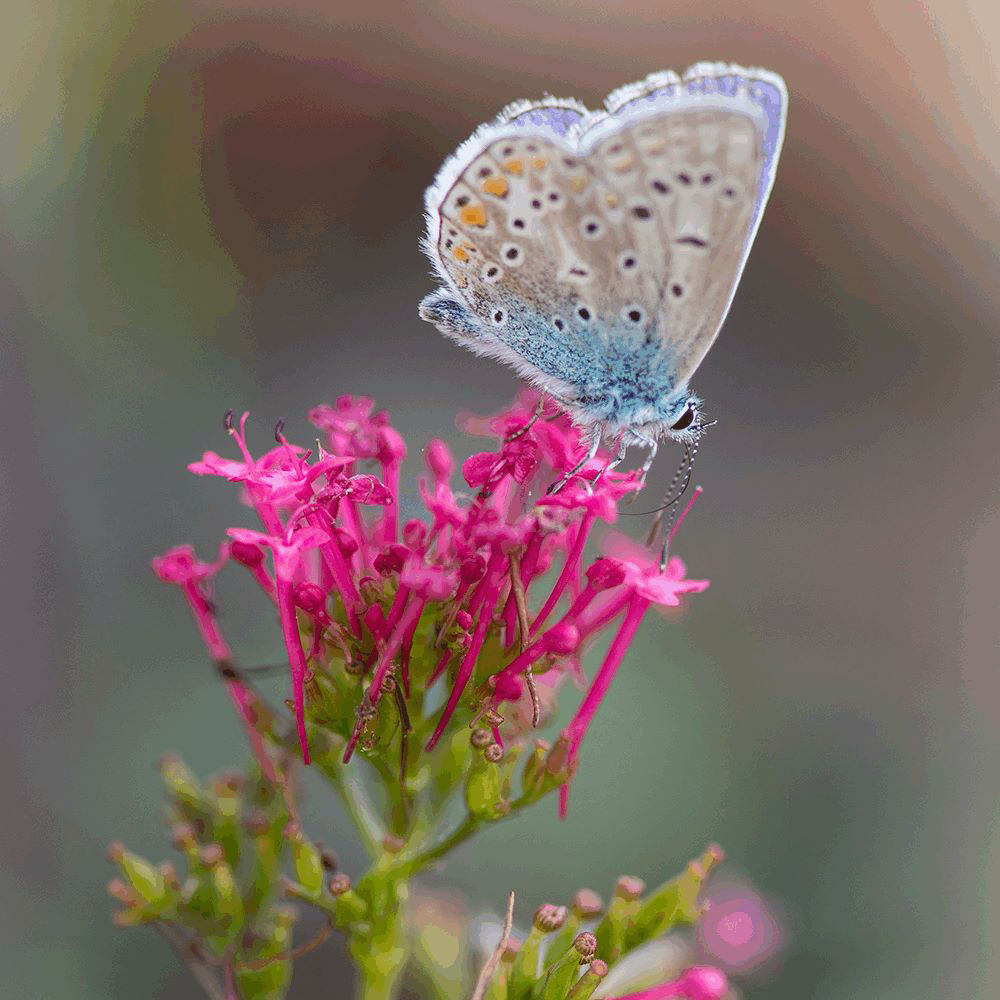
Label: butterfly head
xmin=619 ymin=391 xmax=711 ymax=447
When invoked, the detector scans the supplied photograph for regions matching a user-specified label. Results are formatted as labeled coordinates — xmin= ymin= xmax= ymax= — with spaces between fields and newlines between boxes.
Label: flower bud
xmin=628 ymin=844 xmax=724 ymax=949
xmin=159 ymin=754 xmax=214 ymax=820
xmin=376 ymin=425 xmax=407 ymax=464
xmin=470 ymin=728 xmax=493 ymax=749
xmin=294 ymin=581 xmax=326 ymax=613
xmin=230 ymin=539 xmax=265 ymax=567
xmin=329 ymin=873 xmax=352 ymax=896
xmin=460 ymin=555 xmax=486 ymax=584
xmin=373 ymin=545 xmax=408 ymax=576
xmin=675 ymin=966 xmax=729 ymax=1000
xmin=402 ymin=519 xmax=427 ymax=550
xmin=107 ymin=842 xmax=168 ymax=908
xmin=425 ymin=438 xmax=454 ymax=481
xmin=585 ymin=557 xmax=626 ymax=591
xmin=543 ymin=621 xmax=579 ymax=656
xmin=510 ymin=903 xmax=565 ymax=997
xmin=533 ymin=904 xmax=568 ymax=933
xmin=574 ymin=931 xmax=597 ymax=961
xmin=334 ymin=526 xmax=358 ymax=556
xmin=329 ymin=874 xmax=367 ymax=926
xmin=573 ymin=889 xmax=604 ymax=920
xmin=595 ymin=875 xmax=644 ymax=963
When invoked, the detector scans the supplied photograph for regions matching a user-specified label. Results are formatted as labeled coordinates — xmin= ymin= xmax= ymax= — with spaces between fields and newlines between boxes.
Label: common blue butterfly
xmin=419 ymin=62 xmax=787 ymax=489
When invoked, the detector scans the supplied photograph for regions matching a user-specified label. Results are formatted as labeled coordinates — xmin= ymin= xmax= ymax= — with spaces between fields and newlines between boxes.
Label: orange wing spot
xmin=453 ymin=245 xmax=470 ymax=263
xmin=482 ymin=176 xmax=509 ymax=197
xmin=459 ymin=203 xmax=488 ymax=227
xmin=610 ymin=155 xmax=635 ymax=172
xmin=502 ymin=158 xmax=524 ymax=175
xmin=456 ymin=274 xmax=468 ymax=288
xmin=532 ymin=157 xmax=548 ymax=170
xmin=568 ymin=175 xmax=588 ymax=192
xmin=605 ymin=193 xmax=620 ymax=207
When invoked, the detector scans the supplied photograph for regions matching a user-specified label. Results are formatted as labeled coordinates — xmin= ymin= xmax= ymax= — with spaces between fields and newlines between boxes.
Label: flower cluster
xmin=153 ymin=391 xmax=708 ymax=816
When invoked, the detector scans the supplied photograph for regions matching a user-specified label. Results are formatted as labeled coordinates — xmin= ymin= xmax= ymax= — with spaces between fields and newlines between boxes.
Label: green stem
xmin=392 ymin=789 xmax=545 ymax=879
xmin=328 ymin=769 xmax=385 ymax=859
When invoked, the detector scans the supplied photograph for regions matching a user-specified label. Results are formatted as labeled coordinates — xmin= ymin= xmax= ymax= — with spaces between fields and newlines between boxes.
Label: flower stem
xmin=327 ymin=769 xmax=385 ymax=859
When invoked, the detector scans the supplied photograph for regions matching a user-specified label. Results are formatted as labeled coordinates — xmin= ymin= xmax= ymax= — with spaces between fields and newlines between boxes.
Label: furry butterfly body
xmin=419 ymin=63 xmax=787 ymax=450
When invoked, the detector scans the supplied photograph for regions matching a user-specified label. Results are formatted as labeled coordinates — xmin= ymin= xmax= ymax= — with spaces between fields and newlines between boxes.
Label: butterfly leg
xmin=505 ymin=394 xmax=547 ymax=442
xmin=546 ymin=425 xmax=601 ymax=495
xmin=591 ymin=432 xmax=628 ymax=488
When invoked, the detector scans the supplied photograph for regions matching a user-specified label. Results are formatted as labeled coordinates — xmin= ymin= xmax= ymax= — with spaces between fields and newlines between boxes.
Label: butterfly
xmin=419 ymin=62 xmax=787 ymax=496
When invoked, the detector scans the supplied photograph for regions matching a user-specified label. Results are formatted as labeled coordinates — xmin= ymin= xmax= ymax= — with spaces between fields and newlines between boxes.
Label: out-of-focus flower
xmin=696 ymin=879 xmax=785 ymax=974
xmin=609 ymin=965 xmax=729 ymax=1000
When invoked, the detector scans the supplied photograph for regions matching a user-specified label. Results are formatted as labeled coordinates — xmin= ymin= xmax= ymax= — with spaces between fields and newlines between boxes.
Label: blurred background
xmin=3 ymin=1 xmax=998 ymax=997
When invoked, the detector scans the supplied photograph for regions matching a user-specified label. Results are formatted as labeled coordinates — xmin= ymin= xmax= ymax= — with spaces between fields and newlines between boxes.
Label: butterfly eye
xmin=671 ymin=403 xmax=697 ymax=431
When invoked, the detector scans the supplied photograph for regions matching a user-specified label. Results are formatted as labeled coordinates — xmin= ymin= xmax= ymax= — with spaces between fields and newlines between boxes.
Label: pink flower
xmin=155 ymin=396 xmax=708 ymax=816
xmin=610 ymin=966 xmax=729 ymax=1000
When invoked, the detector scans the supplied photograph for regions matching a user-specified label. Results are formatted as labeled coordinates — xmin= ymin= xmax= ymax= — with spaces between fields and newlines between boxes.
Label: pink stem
xmin=530 ymin=511 xmax=596 ymax=636
xmin=428 ymin=649 xmax=452 ymax=686
xmin=276 ymin=579 xmax=311 ymax=764
xmin=667 ymin=484 xmax=704 ymax=549
xmin=399 ymin=604 xmax=423 ymax=697
xmin=575 ymin=589 xmax=631 ymax=639
xmin=560 ymin=593 xmax=650 ymax=817
xmin=179 ymin=582 xmax=284 ymax=791
xmin=380 ymin=459 xmax=402 ymax=544
xmin=368 ymin=596 xmax=423 ymax=705
xmin=491 ymin=584 xmax=597 ymax=691
xmin=426 ymin=558 xmax=505 ymax=750
xmin=223 ymin=679 xmax=279 ymax=785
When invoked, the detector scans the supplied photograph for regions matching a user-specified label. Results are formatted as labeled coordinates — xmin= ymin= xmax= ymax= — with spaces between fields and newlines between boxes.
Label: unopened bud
xmin=199 ymin=843 xmax=224 ymax=868
xmin=573 ymin=931 xmax=597 ymax=961
xmin=565 ymin=960 xmax=607 ymax=999
xmin=614 ymin=875 xmax=645 ymax=901
xmin=382 ymin=834 xmax=405 ymax=854
xmin=533 ymin=904 xmax=567 ymax=933
xmin=586 ymin=558 xmax=627 ymax=591
xmin=403 ymin=520 xmax=427 ymax=549
xmin=426 ymin=439 xmax=454 ymax=481
xmin=484 ymin=743 xmax=504 ymax=763
xmin=230 ymin=539 xmax=265 ymax=567
xmin=460 ymin=555 xmax=486 ymax=584
xmin=470 ymin=728 xmax=493 ymax=749
xmin=329 ymin=873 xmax=352 ymax=896
xmin=572 ymin=888 xmax=604 ymax=919
xmin=294 ymin=581 xmax=326 ymax=612
xmin=243 ymin=810 xmax=270 ymax=837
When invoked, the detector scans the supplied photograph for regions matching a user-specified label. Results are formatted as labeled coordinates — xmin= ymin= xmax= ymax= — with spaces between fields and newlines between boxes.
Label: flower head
xmin=155 ymin=392 xmax=708 ymax=816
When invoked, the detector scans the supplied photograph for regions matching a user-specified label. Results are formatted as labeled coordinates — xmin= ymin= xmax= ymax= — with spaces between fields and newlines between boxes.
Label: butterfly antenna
xmin=643 ymin=441 xmax=694 ymax=545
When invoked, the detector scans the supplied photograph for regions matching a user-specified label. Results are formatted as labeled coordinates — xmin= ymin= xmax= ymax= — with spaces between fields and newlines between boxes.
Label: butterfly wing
xmin=420 ymin=65 xmax=787 ymax=411
xmin=421 ymin=116 xmax=650 ymax=401
xmin=587 ymin=63 xmax=788 ymax=385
